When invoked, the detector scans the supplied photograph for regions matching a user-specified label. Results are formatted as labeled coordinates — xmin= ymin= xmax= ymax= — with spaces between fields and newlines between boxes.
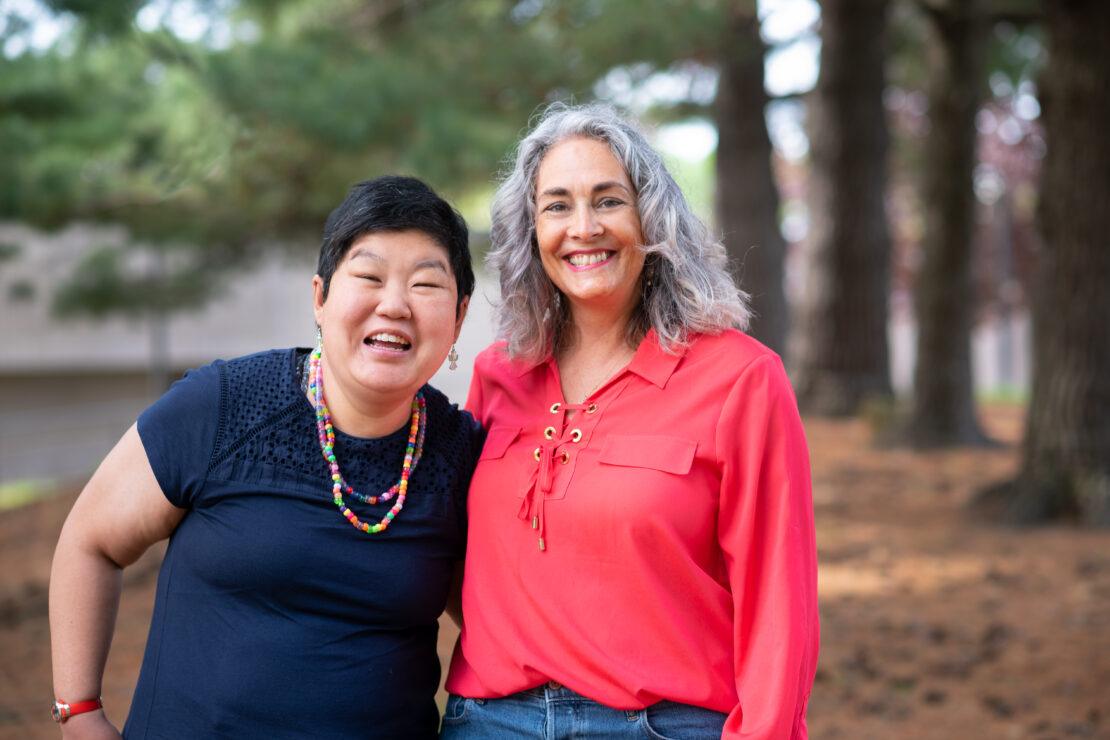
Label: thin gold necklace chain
xmin=561 ymin=347 xmax=635 ymax=405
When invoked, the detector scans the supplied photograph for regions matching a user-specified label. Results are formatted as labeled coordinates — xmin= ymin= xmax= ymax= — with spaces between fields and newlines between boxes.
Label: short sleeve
xmin=137 ymin=361 xmax=222 ymax=509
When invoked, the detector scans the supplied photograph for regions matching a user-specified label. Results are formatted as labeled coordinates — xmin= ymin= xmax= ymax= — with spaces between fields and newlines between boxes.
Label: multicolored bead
xmin=309 ymin=344 xmax=426 ymax=535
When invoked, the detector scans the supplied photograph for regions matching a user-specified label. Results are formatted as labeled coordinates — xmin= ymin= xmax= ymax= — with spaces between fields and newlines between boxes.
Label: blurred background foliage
xmin=2 ymin=0 xmax=754 ymax=309
xmin=1 ymin=0 xmax=1107 ymax=525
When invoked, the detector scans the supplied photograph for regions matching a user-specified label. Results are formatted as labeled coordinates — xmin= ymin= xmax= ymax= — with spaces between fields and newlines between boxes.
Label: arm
xmin=716 ymin=356 xmax=819 ymax=739
xmin=447 ymin=361 xmax=489 ymax=629
xmin=444 ymin=561 xmax=464 ymax=628
xmin=48 ymin=424 xmax=185 ymax=739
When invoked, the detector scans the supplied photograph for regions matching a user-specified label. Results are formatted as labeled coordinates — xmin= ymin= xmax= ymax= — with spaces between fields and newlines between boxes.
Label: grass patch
xmin=0 ymin=479 xmax=59 ymax=511
xmin=976 ymin=385 xmax=1029 ymax=405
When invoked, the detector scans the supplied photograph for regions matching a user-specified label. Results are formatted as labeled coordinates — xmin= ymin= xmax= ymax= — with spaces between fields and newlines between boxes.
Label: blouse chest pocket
xmin=597 ymin=435 xmax=698 ymax=475
xmin=478 ymin=425 xmax=521 ymax=461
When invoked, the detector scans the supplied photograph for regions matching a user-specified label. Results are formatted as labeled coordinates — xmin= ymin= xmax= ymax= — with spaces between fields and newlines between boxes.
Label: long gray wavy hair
xmin=489 ymin=102 xmax=750 ymax=362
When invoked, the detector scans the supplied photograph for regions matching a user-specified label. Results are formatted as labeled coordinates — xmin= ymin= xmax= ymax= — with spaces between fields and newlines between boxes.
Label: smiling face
xmin=313 ymin=230 xmax=467 ymax=408
xmin=534 ymin=136 xmax=646 ymax=323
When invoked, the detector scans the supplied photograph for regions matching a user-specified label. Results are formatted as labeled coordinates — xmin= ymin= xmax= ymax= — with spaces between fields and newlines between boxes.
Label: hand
xmin=59 ymin=711 xmax=122 ymax=740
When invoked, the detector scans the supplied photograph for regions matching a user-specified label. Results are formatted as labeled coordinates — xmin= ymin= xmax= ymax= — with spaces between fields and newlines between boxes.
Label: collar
xmin=512 ymin=328 xmax=688 ymax=389
xmin=625 ymin=328 xmax=687 ymax=388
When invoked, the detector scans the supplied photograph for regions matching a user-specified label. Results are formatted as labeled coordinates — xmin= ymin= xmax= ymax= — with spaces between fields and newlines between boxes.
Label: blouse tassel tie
xmin=519 ymin=441 xmax=558 ymax=551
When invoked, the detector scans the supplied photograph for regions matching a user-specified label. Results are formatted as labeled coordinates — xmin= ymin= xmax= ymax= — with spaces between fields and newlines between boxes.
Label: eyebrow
xmin=539 ymin=181 xmax=633 ymax=199
xmin=347 ymin=248 xmax=449 ymax=274
xmin=413 ymin=258 xmax=450 ymax=274
xmin=347 ymin=247 xmax=384 ymax=263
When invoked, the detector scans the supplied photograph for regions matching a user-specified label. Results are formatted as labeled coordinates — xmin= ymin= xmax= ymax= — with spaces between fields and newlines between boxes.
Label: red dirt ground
xmin=2 ymin=406 xmax=1107 ymax=739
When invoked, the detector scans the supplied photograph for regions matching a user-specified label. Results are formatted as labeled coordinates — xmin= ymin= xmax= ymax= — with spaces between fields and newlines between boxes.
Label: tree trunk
xmin=905 ymin=2 xmax=991 ymax=447
xmin=714 ymin=8 xmax=788 ymax=354
xmin=792 ymin=0 xmax=894 ymax=415
xmin=989 ymin=0 xmax=1110 ymax=525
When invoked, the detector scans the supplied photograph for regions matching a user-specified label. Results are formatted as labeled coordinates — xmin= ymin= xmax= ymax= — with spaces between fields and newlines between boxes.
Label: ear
xmin=312 ymin=275 xmax=326 ymax=327
xmin=453 ymin=295 xmax=470 ymax=342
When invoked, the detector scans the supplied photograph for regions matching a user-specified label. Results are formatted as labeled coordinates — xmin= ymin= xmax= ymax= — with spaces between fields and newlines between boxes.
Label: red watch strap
xmin=67 ymin=697 xmax=103 ymax=715
xmin=52 ymin=696 xmax=103 ymax=722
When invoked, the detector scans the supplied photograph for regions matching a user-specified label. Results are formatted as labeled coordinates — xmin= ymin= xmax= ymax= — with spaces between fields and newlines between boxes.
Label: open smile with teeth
xmin=566 ymin=251 xmax=614 ymax=268
xmin=364 ymin=332 xmax=412 ymax=351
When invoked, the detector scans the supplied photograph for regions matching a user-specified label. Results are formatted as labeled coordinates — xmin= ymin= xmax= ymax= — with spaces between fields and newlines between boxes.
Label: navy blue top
xmin=125 ymin=348 xmax=482 ymax=739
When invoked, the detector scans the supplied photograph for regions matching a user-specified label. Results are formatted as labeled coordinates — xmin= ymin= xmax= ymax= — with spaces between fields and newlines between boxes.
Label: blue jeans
xmin=440 ymin=682 xmax=727 ymax=739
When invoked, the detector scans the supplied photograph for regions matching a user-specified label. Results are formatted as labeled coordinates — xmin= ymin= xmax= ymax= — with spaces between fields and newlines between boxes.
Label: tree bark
xmin=714 ymin=8 xmax=788 ymax=354
xmin=990 ymin=0 xmax=1110 ymax=525
xmin=905 ymin=1 xmax=991 ymax=447
xmin=792 ymin=0 xmax=894 ymax=415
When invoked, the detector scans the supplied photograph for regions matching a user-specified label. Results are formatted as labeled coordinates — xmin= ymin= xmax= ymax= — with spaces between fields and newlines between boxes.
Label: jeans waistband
xmin=520 ymin=680 xmax=579 ymax=700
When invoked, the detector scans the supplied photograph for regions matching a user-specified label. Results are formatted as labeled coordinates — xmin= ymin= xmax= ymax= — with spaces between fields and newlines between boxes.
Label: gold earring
xmin=448 ymin=345 xmax=459 ymax=371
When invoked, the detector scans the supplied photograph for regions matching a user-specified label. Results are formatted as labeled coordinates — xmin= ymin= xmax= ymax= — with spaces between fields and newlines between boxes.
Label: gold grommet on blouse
xmin=560 ymin=451 xmax=570 ymax=464
xmin=570 ymin=429 xmax=582 ymax=443
xmin=544 ymin=426 xmax=556 ymax=440
xmin=550 ymin=402 xmax=561 ymax=414
xmin=533 ymin=447 xmax=541 ymax=461
xmin=586 ymin=403 xmax=598 ymax=414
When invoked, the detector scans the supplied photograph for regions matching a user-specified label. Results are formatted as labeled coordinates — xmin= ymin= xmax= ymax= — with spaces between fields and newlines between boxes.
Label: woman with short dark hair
xmin=49 ymin=176 xmax=481 ymax=739
xmin=443 ymin=105 xmax=819 ymax=739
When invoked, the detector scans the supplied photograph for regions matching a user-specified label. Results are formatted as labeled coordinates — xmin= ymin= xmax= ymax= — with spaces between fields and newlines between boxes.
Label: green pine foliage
xmin=2 ymin=0 xmax=744 ymax=319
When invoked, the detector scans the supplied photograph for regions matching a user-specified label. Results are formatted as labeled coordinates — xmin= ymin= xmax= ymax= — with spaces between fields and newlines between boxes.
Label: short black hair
xmin=317 ymin=175 xmax=474 ymax=307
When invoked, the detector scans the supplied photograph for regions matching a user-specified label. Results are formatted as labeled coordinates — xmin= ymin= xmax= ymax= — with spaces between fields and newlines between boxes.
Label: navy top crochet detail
xmin=126 ymin=348 xmax=482 ymax=739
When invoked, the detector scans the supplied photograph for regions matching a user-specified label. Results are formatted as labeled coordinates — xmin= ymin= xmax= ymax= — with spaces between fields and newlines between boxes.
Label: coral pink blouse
xmin=446 ymin=329 xmax=819 ymax=739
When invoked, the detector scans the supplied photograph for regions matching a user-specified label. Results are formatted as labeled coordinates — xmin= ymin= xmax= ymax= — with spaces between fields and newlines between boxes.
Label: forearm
xmin=444 ymin=561 xmax=464 ymax=628
xmin=46 ymin=425 xmax=182 ymax=737
xmin=49 ymin=527 xmax=125 ymax=704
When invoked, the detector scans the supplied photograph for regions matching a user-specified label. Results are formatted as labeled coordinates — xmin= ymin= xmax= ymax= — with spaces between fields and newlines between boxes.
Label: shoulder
xmin=152 ymin=348 xmax=295 ymax=401
xmin=206 ymin=348 xmax=305 ymax=456
xmin=683 ymin=329 xmax=783 ymax=381
xmin=142 ymin=356 xmax=225 ymax=423
xmin=219 ymin=347 xmax=301 ymax=407
xmin=222 ymin=348 xmax=300 ymax=384
xmin=420 ymin=383 xmax=485 ymax=465
xmin=473 ymin=341 xmax=537 ymax=380
xmin=422 ymin=383 xmax=483 ymax=439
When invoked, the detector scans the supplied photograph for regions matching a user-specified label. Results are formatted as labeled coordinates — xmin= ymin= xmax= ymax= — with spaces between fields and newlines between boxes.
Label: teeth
xmin=567 ymin=252 xmax=611 ymax=267
xmin=368 ymin=332 xmax=411 ymax=347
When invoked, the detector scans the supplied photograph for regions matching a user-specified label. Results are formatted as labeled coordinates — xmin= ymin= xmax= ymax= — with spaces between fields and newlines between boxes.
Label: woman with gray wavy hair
xmin=443 ymin=103 xmax=819 ymax=739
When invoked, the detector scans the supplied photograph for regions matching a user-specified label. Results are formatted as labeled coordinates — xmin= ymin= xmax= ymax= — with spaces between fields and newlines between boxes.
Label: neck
xmin=562 ymin=301 xmax=636 ymax=359
xmin=316 ymin=358 xmax=415 ymax=439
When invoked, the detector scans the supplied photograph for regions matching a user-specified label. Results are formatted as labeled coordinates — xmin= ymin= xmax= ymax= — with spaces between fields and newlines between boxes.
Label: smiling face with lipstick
xmin=444 ymin=106 xmax=817 ymax=738
xmin=534 ymin=136 xmax=646 ymax=327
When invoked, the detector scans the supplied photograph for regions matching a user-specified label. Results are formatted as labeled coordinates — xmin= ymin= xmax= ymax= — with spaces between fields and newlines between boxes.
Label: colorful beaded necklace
xmin=308 ymin=345 xmax=426 ymax=534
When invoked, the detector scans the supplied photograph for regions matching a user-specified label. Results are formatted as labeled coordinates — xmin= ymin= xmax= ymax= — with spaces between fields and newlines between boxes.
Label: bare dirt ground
xmin=2 ymin=405 xmax=1107 ymax=739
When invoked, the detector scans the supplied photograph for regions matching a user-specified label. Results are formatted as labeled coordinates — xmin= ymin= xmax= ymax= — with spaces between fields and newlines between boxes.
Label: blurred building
xmin=1 ymin=201 xmax=1030 ymax=489
xmin=0 ymin=223 xmax=496 ymax=487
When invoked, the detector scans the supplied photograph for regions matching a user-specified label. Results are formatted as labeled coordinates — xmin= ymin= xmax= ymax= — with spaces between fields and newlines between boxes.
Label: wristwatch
xmin=50 ymin=696 xmax=102 ymax=723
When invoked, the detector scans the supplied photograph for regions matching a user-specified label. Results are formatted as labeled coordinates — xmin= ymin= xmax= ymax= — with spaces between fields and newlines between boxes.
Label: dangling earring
xmin=448 ymin=345 xmax=459 ymax=371
xmin=303 ymin=328 xmax=323 ymax=392
xmin=643 ymin=260 xmax=656 ymax=295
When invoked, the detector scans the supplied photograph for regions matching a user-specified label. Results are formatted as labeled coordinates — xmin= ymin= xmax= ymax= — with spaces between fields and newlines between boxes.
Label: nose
xmin=567 ymin=204 xmax=603 ymax=241
xmin=375 ymin=281 xmax=412 ymax=319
